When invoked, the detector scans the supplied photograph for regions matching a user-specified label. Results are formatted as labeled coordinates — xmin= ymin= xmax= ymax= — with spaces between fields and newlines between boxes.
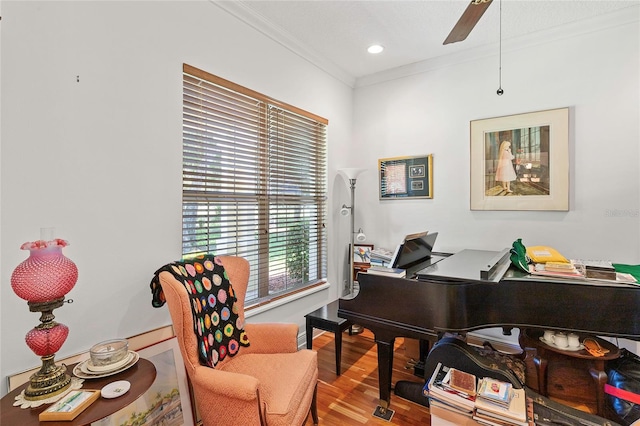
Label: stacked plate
xmin=73 ymin=351 xmax=139 ymax=379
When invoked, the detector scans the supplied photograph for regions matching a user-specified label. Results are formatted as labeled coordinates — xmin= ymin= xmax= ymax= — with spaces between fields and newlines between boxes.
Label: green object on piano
xmin=510 ymin=239 xmax=530 ymax=273
xmin=613 ymin=263 xmax=640 ymax=282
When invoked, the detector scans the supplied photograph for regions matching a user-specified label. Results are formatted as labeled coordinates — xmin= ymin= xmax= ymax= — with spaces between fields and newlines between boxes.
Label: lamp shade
xmin=11 ymin=239 xmax=78 ymax=303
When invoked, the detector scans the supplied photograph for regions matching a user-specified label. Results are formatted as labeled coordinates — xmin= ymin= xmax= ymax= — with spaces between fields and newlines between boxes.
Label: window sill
xmin=245 ymin=281 xmax=330 ymax=318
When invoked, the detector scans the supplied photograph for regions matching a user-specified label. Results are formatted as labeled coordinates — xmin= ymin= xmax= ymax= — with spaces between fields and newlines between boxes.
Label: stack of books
xmin=426 ymin=364 xmax=530 ymax=426
xmin=531 ymin=262 xmax=583 ymax=279
xmin=425 ymin=363 xmax=476 ymax=419
xmin=366 ymin=265 xmax=406 ymax=278
xmin=474 ymin=377 xmax=527 ymax=426
xmin=370 ymin=247 xmax=394 ymax=267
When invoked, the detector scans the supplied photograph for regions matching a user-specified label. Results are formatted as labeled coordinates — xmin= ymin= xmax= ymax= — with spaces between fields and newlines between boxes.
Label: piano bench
xmin=305 ymin=300 xmax=353 ymax=375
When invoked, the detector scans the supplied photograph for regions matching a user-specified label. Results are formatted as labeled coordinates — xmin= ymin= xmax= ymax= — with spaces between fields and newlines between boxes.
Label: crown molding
xmin=211 ymin=2 xmax=638 ymax=90
xmin=213 ymin=1 xmax=356 ymax=88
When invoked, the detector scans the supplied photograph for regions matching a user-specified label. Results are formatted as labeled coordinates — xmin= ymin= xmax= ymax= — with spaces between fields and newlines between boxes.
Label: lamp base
xmin=24 ymin=355 xmax=71 ymax=401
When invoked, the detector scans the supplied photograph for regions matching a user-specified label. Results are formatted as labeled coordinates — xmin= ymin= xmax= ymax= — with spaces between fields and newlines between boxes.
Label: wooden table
xmin=519 ymin=328 xmax=620 ymax=416
xmin=1 ymin=358 xmax=156 ymax=426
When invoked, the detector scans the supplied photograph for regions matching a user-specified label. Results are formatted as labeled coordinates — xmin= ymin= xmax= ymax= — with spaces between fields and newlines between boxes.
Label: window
xmin=182 ymin=64 xmax=328 ymax=306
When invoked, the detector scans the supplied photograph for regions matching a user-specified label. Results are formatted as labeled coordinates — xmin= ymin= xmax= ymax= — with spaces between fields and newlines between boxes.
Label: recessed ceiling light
xmin=367 ymin=44 xmax=384 ymax=54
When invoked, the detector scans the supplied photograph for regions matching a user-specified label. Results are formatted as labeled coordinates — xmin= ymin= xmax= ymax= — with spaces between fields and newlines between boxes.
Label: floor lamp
xmin=338 ymin=168 xmax=367 ymax=298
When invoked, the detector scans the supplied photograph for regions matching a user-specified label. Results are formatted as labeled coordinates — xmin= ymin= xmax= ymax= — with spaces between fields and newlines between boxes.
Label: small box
xmin=39 ymin=390 xmax=100 ymax=421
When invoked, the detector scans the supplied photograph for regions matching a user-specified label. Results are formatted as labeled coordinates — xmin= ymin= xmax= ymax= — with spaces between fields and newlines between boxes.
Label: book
xmin=542 ymin=261 xmax=579 ymax=273
xmin=370 ymin=247 xmax=394 ymax=262
xmin=366 ymin=265 xmax=406 ymax=278
xmin=530 ymin=264 xmax=584 ymax=279
xmin=448 ymin=368 xmax=477 ymax=396
xmin=572 ymin=259 xmax=617 ymax=280
xmin=477 ymin=377 xmax=513 ymax=408
xmin=475 ymin=387 xmax=527 ymax=425
xmin=425 ymin=363 xmax=475 ymax=412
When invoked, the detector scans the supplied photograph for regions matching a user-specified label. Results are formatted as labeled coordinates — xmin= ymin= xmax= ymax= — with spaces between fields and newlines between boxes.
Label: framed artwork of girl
xmin=495 ymin=140 xmax=516 ymax=193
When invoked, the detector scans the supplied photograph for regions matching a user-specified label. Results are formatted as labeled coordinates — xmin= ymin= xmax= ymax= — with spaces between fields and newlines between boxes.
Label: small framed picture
xmin=353 ymin=244 xmax=374 ymax=264
xmin=411 ymin=180 xmax=424 ymax=190
xmin=379 ymin=154 xmax=433 ymax=199
xmin=409 ymin=165 xmax=425 ymax=178
xmin=40 ymin=390 xmax=100 ymax=422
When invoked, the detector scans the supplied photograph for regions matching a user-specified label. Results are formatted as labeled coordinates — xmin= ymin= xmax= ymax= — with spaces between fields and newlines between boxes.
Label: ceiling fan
xmin=443 ymin=0 xmax=493 ymax=45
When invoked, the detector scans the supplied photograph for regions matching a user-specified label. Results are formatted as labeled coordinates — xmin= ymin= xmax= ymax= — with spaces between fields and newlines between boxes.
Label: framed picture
xmin=379 ymin=155 xmax=433 ymax=199
xmin=470 ymin=107 xmax=569 ymax=211
xmin=91 ymin=337 xmax=195 ymax=426
xmin=40 ymin=390 xmax=100 ymax=421
xmin=353 ymin=244 xmax=374 ymax=264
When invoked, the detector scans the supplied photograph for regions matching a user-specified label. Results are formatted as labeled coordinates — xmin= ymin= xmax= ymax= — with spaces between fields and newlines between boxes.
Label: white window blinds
xmin=182 ymin=64 xmax=328 ymax=305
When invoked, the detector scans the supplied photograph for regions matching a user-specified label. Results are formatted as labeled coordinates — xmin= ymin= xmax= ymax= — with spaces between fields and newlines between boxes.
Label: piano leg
xmin=374 ymin=336 xmax=396 ymax=413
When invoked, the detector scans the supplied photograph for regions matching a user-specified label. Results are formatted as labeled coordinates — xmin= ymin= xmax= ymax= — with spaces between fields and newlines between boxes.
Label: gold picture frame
xmin=470 ymin=107 xmax=569 ymax=211
xmin=379 ymin=154 xmax=433 ymax=199
xmin=40 ymin=390 xmax=100 ymax=422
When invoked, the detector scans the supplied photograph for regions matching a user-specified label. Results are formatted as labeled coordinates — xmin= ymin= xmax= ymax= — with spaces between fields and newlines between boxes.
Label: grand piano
xmin=338 ymin=241 xmax=640 ymax=412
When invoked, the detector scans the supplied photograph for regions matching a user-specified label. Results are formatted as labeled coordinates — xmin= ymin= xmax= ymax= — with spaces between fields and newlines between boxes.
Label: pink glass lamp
xmin=10 ymin=234 xmax=78 ymax=401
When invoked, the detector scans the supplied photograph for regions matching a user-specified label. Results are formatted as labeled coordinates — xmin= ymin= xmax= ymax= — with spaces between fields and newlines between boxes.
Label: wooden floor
xmin=304 ymin=328 xmax=431 ymax=425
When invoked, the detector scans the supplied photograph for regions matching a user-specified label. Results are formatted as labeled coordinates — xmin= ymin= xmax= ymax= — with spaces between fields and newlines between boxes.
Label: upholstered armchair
xmin=157 ymin=255 xmax=318 ymax=426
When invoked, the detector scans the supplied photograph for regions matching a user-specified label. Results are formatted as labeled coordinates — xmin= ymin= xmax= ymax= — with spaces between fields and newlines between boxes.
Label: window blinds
xmin=182 ymin=64 xmax=328 ymax=304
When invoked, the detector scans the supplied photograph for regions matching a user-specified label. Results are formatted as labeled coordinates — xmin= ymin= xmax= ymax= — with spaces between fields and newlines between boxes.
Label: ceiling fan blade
xmin=443 ymin=0 xmax=493 ymax=45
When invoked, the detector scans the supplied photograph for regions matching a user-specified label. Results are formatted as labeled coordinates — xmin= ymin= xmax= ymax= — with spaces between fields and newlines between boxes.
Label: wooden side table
xmin=305 ymin=300 xmax=353 ymax=375
xmin=353 ymin=262 xmax=371 ymax=281
xmin=519 ymin=328 xmax=620 ymax=416
xmin=1 ymin=358 xmax=156 ymax=426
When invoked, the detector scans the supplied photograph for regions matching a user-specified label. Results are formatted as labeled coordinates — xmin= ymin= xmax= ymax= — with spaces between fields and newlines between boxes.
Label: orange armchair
xmin=158 ymin=256 xmax=318 ymax=426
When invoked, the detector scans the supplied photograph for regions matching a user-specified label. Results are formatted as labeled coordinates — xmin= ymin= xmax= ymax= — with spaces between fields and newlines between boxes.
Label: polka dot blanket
xmin=150 ymin=254 xmax=250 ymax=367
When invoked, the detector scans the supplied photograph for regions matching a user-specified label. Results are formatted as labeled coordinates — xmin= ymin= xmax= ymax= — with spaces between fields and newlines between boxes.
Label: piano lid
xmin=416 ymin=248 xmax=511 ymax=283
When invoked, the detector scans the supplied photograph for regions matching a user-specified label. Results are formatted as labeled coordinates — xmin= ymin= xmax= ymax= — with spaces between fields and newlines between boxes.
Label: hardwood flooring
xmin=304 ymin=328 xmax=431 ymax=425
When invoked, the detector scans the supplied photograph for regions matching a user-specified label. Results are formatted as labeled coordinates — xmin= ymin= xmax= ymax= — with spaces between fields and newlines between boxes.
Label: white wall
xmin=349 ymin=10 xmax=639 ymax=348
xmin=351 ymin=11 xmax=639 ymax=262
xmin=0 ymin=0 xmax=353 ymax=395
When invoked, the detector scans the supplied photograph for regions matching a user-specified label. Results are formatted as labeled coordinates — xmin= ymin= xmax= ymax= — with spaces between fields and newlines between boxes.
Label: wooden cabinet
xmin=353 ymin=262 xmax=371 ymax=280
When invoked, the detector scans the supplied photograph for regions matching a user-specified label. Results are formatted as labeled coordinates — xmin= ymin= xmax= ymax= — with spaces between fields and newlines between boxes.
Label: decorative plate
xmin=73 ymin=352 xmax=139 ymax=379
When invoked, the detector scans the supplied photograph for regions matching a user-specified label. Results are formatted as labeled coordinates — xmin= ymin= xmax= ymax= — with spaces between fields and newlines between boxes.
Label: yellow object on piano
xmin=526 ymin=246 xmax=568 ymax=264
